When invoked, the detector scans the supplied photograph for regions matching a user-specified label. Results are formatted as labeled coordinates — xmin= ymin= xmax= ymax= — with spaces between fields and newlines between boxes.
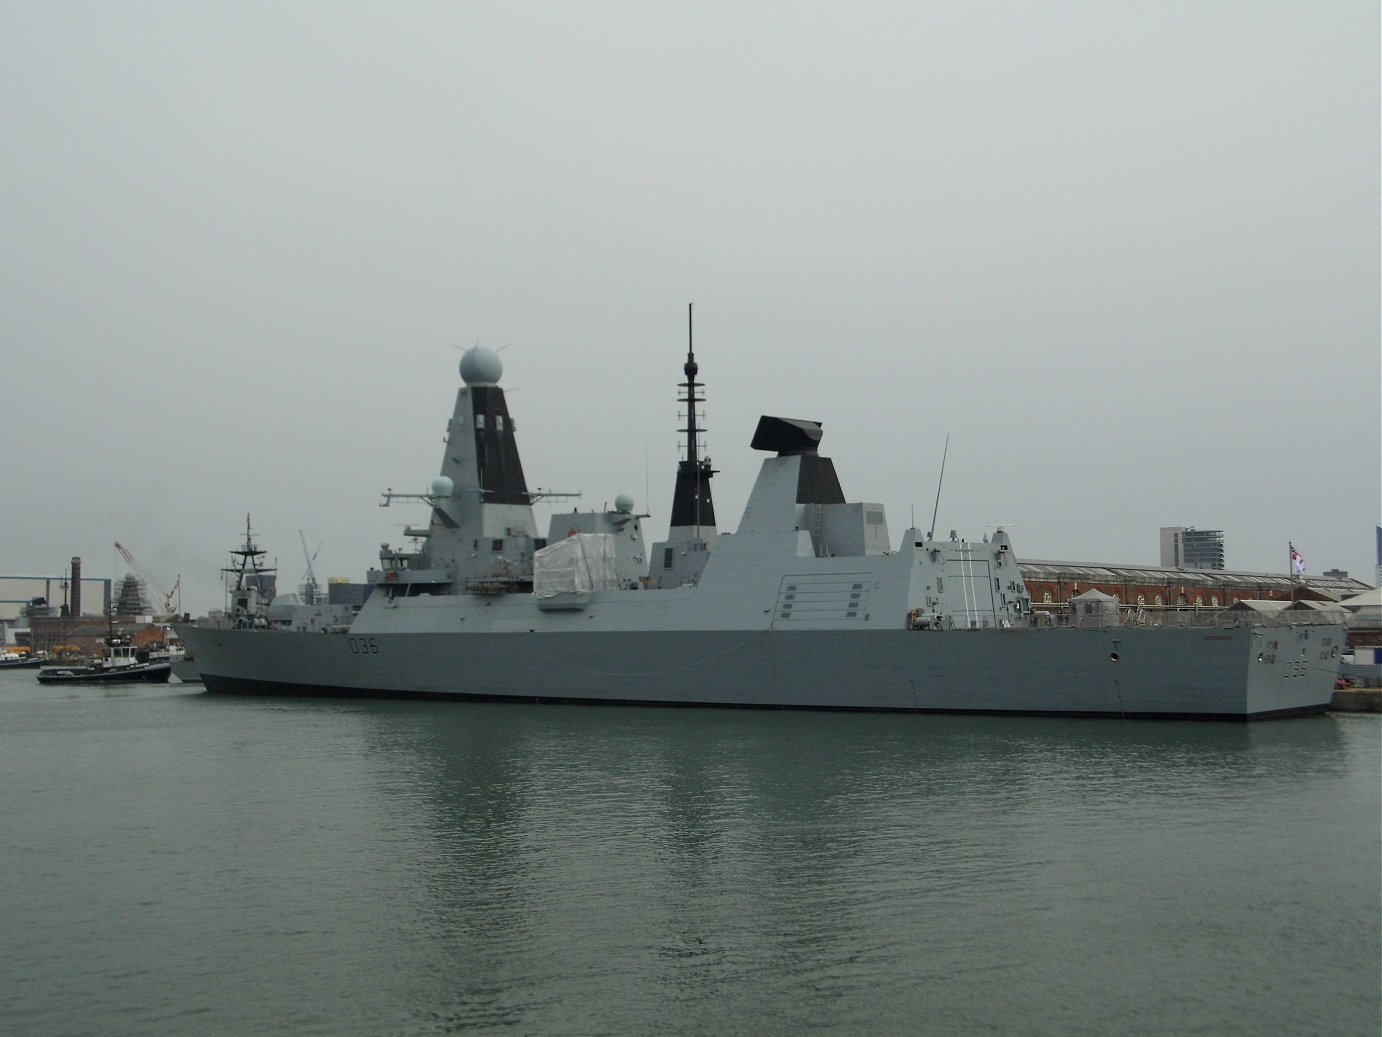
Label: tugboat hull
xmin=36 ymin=662 xmax=173 ymax=685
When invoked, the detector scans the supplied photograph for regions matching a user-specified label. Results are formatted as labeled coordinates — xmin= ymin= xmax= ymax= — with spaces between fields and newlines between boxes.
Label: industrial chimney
xmin=70 ymin=556 xmax=81 ymax=618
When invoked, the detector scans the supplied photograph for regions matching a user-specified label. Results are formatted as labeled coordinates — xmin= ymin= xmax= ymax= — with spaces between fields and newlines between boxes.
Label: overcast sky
xmin=2 ymin=1 xmax=1378 ymax=615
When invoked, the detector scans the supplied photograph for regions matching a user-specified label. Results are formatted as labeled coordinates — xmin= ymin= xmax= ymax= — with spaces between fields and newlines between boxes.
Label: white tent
xmin=533 ymin=534 xmax=617 ymax=598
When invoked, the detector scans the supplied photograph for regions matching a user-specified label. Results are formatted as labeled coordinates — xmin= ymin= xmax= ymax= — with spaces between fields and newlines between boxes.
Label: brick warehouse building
xmin=1019 ymin=559 xmax=1368 ymax=612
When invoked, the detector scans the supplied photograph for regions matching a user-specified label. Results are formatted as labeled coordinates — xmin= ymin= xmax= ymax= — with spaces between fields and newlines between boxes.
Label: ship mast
xmin=685 ymin=304 xmax=701 ymax=469
xmin=223 ymin=515 xmax=276 ymax=623
xmin=672 ymin=303 xmax=717 ymax=535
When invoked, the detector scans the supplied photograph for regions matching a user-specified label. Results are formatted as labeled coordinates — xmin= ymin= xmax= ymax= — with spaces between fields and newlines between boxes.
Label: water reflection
xmin=3 ymin=670 xmax=1371 ymax=1036
xmin=351 ymin=702 xmax=1366 ymax=1033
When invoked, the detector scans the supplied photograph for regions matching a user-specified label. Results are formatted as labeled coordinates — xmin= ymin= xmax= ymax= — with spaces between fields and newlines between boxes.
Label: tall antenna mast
xmin=927 ymin=434 xmax=949 ymax=541
xmin=685 ymin=303 xmax=699 ymax=465
xmin=687 ymin=303 xmax=700 ymax=530
xmin=670 ymin=303 xmax=717 ymax=535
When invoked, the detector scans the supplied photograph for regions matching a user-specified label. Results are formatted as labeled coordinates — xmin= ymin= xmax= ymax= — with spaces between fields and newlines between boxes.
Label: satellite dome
xmin=430 ymin=476 xmax=454 ymax=498
xmin=459 ymin=346 xmax=503 ymax=386
xmin=614 ymin=493 xmax=635 ymax=514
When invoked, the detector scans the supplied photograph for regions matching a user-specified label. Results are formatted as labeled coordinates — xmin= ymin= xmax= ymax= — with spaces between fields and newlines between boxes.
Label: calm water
xmin=0 ymin=670 xmax=1377 ymax=1037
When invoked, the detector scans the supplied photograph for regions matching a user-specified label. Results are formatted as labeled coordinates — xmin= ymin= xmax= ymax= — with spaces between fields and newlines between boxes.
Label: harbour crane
xmin=299 ymin=530 xmax=322 ymax=606
xmin=113 ymin=542 xmax=181 ymax=616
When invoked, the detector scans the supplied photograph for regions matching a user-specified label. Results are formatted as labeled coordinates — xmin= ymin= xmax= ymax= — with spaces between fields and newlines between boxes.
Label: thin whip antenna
xmin=927 ymin=434 xmax=949 ymax=540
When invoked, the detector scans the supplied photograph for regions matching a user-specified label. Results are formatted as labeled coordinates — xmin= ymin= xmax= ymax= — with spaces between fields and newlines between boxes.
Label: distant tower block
xmin=1159 ymin=527 xmax=1225 ymax=570
xmin=70 ymin=556 xmax=81 ymax=617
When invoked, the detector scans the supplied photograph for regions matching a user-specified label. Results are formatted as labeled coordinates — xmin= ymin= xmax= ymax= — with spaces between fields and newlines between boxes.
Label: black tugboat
xmin=36 ymin=633 xmax=172 ymax=685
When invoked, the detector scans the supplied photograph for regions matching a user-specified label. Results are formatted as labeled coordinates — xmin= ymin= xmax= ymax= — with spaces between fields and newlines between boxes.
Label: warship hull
xmin=178 ymin=620 xmax=1339 ymax=719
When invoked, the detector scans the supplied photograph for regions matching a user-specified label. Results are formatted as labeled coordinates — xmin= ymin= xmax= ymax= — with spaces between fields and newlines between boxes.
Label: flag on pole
xmin=1289 ymin=543 xmax=1305 ymax=576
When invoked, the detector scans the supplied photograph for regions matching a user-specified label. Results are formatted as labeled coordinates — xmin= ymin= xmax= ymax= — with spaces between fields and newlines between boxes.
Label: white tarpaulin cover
xmin=532 ymin=533 xmax=618 ymax=598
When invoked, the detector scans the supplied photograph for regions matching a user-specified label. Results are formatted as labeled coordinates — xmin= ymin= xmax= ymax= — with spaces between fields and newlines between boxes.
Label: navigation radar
xmin=459 ymin=346 xmax=503 ymax=386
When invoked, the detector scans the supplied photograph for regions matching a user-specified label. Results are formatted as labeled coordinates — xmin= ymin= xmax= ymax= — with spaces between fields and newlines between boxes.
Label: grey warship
xmin=176 ymin=334 xmax=1344 ymax=719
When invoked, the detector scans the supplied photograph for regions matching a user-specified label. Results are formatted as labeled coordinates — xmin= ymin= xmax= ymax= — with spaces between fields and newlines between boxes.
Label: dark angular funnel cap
xmin=751 ymin=416 xmax=824 ymax=456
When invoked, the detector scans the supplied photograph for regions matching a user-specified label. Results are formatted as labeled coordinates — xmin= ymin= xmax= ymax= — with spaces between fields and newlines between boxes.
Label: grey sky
xmin=2 ymin=1 xmax=1378 ymax=615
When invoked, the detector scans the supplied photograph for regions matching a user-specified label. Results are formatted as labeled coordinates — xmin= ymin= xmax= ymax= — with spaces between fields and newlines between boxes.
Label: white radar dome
xmin=459 ymin=346 xmax=503 ymax=386
xmin=614 ymin=493 xmax=635 ymax=513
xmin=430 ymin=476 xmax=454 ymax=497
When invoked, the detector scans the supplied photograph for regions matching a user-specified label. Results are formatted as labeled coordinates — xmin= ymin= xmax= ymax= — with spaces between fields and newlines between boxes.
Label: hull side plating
xmin=180 ymin=623 xmax=1337 ymax=719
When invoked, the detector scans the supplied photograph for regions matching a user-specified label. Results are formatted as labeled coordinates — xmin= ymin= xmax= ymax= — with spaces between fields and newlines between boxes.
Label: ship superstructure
xmin=223 ymin=516 xmax=277 ymax=626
